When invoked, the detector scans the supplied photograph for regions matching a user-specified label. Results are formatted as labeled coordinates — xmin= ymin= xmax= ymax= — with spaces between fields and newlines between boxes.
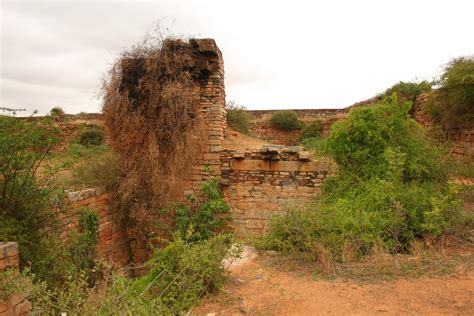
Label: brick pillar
xmin=187 ymin=39 xmax=227 ymax=194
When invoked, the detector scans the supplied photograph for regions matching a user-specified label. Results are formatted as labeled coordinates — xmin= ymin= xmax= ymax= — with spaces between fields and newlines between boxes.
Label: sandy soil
xmin=222 ymin=128 xmax=268 ymax=151
xmin=194 ymin=252 xmax=474 ymax=316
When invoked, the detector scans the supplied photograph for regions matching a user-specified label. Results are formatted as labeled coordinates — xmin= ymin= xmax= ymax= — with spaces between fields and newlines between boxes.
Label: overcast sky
xmin=1 ymin=0 xmax=473 ymax=115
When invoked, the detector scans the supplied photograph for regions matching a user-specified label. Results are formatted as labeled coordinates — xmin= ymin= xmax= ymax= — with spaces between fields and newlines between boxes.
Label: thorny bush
xmin=102 ymin=35 xmax=207 ymax=246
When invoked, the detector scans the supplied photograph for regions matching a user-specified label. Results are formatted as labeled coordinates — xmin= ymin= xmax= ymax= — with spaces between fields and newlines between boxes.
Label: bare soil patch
xmin=194 ymin=248 xmax=474 ymax=315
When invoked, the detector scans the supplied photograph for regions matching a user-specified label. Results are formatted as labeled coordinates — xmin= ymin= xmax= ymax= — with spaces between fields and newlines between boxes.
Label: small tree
xmin=0 ymin=116 xmax=60 ymax=266
xmin=50 ymin=106 xmax=65 ymax=117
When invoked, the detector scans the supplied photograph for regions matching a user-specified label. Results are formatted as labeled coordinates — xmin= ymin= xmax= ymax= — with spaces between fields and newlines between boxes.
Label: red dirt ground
xmin=194 ymin=253 xmax=474 ymax=315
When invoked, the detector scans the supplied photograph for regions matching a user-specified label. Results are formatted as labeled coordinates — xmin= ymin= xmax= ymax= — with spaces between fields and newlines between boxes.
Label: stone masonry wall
xmin=220 ymin=146 xmax=336 ymax=235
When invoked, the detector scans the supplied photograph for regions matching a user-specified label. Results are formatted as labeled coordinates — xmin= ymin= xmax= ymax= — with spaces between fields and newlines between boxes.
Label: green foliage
xmin=269 ymin=110 xmax=303 ymax=131
xmin=326 ymin=95 xmax=445 ymax=182
xmin=262 ymin=96 xmax=467 ymax=263
xmin=0 ymin=116 xmax=61 ymax=267
xmin=175 ymin=178 xmax=230 ymax=243
xmin=226 ymin=101 xmax=252 ymax=134
xmin=50 ymin=106 xmax=65 ymax=117
xmin=383 ymin=80 xmax=432 ymax=105
xmin=300 ymin=120 xmax=323 ymax=141
xmin=4 ymin=234 xmax=239 ymax=315
xmin=426 ymin=56 xmax=474 ymax=126
xmin=110 ymin=234 xmax=238 ymax=315
xmin=31 ymin=208 xmax=100 ymax=289
xmin=79 ymin=126 xmax=105 ymax=147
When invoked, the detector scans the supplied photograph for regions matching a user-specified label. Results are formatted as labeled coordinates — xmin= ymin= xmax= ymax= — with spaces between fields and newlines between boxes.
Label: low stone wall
xmin=220 ymin=146 xmax=336 ymax=235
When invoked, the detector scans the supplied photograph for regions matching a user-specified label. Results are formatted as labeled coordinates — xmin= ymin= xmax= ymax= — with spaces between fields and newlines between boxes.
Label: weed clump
xmin=270 ymin=110 xmax=303 ymax=131
xmin=226 ymin=101 xmax=252 ymax=134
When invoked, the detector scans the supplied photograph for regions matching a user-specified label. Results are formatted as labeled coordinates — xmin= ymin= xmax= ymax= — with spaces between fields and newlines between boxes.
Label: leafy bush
xmin=79 ymin=126 xmax=105 ymax=147
xmin=50 ymin=106 xmax=65 ymax=117
xmin=326 ymin=95 xmax=445 ymax=182
xmin=425 ymin=56 xmax=474 ymax=126
xmin=262 ymin=96 xmax=467 ymax=264
xmin=0 ymin=116 xmax=61 ymax=267
xmin=269 ymin=111 xmax=303 ymax=131
xmin=226 ymin=101 xmax=252 ymax=134
xmin=174 ymin=178 xmax=230 ymax=243
xmin=300 ymin=120 xmax=323 ymax=141
xmin=383 ymin=81 xmax=432 ymax=105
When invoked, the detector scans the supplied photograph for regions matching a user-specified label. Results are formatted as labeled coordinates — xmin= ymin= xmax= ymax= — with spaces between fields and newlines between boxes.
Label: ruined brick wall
xmin=0 ymin=243 xmax=32 ymax=316
xmin=248 ymin=109 xmax=348 ymax=145
xmin=220 ymin=146 xmax=336 ymax=235
xmin=413 ymin=94 xmax=474 ymax=159
xmin=61 ymin=188 xmax=129 ymax=267
xmin=0 ymin=242 xmax=19 ymax=272
xmin=184 ymin=39 xmax=227 ymax=195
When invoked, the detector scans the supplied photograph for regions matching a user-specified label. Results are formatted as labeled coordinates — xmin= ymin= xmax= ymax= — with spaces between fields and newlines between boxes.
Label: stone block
xmin=298 ymin=151 xmax=310 ymax=160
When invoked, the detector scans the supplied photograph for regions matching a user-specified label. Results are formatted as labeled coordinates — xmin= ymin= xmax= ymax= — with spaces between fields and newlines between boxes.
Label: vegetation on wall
xmin=269 ymin=110 xmax=303 ymax=131
xmin=102 ymin=36 xmax=207 ymax=249
xmin=2 ymin=178 xmax=237 ymax=315
xmin=226 ymin=100 xmax=252 ymax=134
xmin=425 ymin=56 xmax=474 ymax=127
xmin=174 ymin=178 xmax=230 ymax=243
xmin=261 ymin=95 xmax=469 ymax=265
xmin=300 ymin=120 xmax=323 ymax=141
xmin=382 ymin=81 xmax=432 ymax=107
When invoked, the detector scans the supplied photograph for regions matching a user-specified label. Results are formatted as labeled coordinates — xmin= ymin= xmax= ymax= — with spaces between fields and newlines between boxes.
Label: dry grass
xmin=102 ymin=36 xmax=207 ymax=249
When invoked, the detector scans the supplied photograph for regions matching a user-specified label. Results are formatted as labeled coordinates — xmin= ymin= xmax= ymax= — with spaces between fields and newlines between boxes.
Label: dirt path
xmin=194 ymin=253 xmax=474 ymax=315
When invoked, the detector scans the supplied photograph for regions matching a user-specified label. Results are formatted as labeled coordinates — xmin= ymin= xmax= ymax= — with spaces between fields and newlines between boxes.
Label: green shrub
xmin=269 ymin=111 xmax=303 ymax=131
xmin=326 ymin=95 xmax=445 ymax=182
xmin=226 ymin=101 xmax=252 ymax=134
xmin=5 ymin=233 xmax=239 ymax=315
xmin=300 ymin=120 xmax=323 ymax=141
xmin=383 ymin=81 xmax=432 ymax=105
xmin=262 ymin=96 xmax=467 ymax=263
xmin=174 ymin=178 xmax=230 ymax=243
xmin=50 ymin=106 xmax=65 ymax=117
xmin=79 ymin=126 xmax=105 ymax=147
xmin=0 ymin=116 xmax=61 ymax=267
xmin=426 ymin=56 xmax=474 ymax=127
